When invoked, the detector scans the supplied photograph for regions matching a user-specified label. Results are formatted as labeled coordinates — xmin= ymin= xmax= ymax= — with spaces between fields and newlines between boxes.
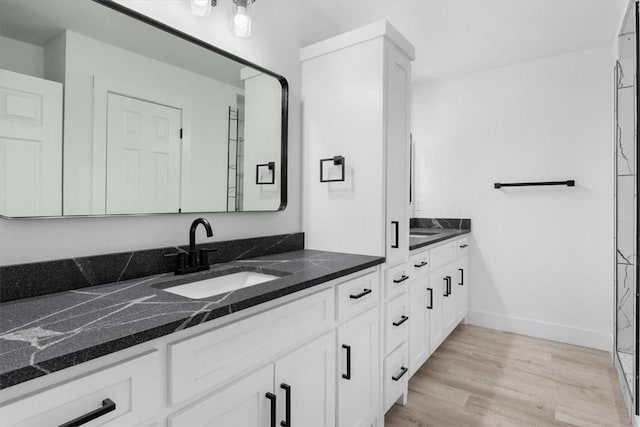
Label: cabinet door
xmin=457 ymin=256 xmax=469 ymax=321
xmin=385 ymin=43 xmax=411 ymax=264
xmin=409 ymin=276 xmax=430 ymax=376
xmin=168 ymin=364 xmax=274 ymax=427
xmin=274 ymin=331 xmax=336 ymax=427
xmin=337 ymin=308 xmax=378 ymax=427
xmin=442 ymin=266 xmax=458 ymax=335
xmin=428 ymin=270 xmax=445 ymax=351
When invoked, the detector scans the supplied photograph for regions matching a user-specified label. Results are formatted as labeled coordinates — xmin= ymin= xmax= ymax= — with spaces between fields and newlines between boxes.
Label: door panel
xmin=168 ymin=364 xmax=273 ymax=427
xmin=106 ymin=93 xmax=181 ymax=214
xmin=337 ymin=308 xmax=378 ymax=427
xmin=428 ymin=270 xmax=444 ymax=352
xmin=274 ymin=331 xmax=336 ymax=427
xmin=0 ymin=69 xmax=62 ymax=216
xmin=442 ymin=267 xmax=458 ymax=335
xmin=457 ymin=257 xmax=469 ymax=321
xmin=409 ymin=276 xmax=430 ymax=376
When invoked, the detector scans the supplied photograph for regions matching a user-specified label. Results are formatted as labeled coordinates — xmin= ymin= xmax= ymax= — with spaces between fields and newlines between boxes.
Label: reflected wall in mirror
xmin=0 ymin=0 xmax=287 ymax=217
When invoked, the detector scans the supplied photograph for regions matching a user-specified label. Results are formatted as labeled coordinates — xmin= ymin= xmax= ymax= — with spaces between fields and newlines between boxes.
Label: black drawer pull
xmin=393 ymin=315 xmax=409 ymax=327
xmin=427 ymin=288 xmax=433 ymax=309
xmin=393 ymin=275 xmax=409 ymax=284
xmin=280 ymin=383 xmax=291 ymax=427
xmin=446 ymin=276 xmax=452 ymax=295
xmin=59 ymin=399 xmax=116 ymax=427
xmin=459 ymin=268 xmax=464 ymax=286
xmin=342 ymin=344 xmax=351 ymax=380
xmin=349 ymin=288 xmax=372 ymax=299
xmin=460 ymin=244 xmax=468 ymax=248
xmin=266 ymin=392 xmax=277 ymax=427
xmin=443 ymin=277 xmax=450 ymax=297
xmin=392 ymin=366 xmax=409 ymax=381
xmin=414 ymin=261 xmax=428 ymax=268
xmin=391 ymin=221 xmax=399 ymax=248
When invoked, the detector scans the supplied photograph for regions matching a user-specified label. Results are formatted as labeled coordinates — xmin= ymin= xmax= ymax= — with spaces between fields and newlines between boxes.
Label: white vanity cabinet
xmin=301 ymin=20 xmax=414 ymax=418
xmin=0 ymin=268 xmax=381 ymax=427
xmin=408 ymin=235 xmax=471 ymax=377
xmin=169 ymin=331 xmax=336 ymax=427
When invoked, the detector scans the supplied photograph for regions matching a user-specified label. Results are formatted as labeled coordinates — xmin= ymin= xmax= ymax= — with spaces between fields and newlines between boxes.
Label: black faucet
xmin=174 ymin=218 xmax=215 ymax=275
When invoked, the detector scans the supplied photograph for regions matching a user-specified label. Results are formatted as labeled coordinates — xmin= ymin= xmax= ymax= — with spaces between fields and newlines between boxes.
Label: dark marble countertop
xmin=0 ymin=249 xmax=384 ymax=389
xmin=409 ymin=228 xmax=470 ymax=251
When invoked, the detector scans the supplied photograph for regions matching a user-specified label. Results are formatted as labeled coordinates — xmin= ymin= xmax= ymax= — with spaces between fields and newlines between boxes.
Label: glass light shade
xmin=233 ymin=4 xmax=252 ymax=37
xmin=191 ymin=0 xmax=212 ymax=17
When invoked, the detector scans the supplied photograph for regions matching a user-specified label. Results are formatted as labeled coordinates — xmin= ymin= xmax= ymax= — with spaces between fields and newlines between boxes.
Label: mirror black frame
xmin=94 ymin=0 xmax=288 ymax=214
xmin=1 ymin=0 xmax=288 ymax=219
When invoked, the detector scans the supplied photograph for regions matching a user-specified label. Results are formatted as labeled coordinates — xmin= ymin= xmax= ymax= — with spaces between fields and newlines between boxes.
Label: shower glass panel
xmin=615 ymin=0 xmax=639 ymax=417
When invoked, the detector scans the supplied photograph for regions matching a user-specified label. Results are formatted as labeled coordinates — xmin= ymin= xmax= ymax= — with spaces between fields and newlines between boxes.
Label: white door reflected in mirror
xmin=0 ymin=69 xmax=63 ymax=217
xmin=106 ymin=93 xmax=181 ymax=215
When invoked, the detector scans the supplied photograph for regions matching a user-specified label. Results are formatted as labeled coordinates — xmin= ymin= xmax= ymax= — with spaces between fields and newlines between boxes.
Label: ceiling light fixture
xmin=232 ymin=0 xmax=255 ymax=37
xmin=190 ymin=0 xmax=216 ymax=17
xmin=189 ymin=0 xmax=256 ymax=38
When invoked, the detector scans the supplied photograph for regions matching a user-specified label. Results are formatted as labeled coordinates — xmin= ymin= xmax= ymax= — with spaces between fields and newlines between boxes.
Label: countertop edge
xmin=409 ymin=230 xmax=471 ymax=251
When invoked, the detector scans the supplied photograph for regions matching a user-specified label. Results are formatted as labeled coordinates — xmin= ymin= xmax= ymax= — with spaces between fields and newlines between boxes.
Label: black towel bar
xmin=494 ymin=180 xmax=575 ymax=189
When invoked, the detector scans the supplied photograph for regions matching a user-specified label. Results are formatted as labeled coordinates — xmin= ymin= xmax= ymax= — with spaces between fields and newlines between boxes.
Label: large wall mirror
xmin=0 ymin=0 xmax=288 ymax=218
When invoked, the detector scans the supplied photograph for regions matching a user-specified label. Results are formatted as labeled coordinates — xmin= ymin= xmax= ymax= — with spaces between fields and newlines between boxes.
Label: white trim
xmin=91 ymin=75 xmax=192 ymax=214
xmin=466 ymin=309 xmax=612 ymax=351
xmin=300 ymin=20 xmax=415 ymax=62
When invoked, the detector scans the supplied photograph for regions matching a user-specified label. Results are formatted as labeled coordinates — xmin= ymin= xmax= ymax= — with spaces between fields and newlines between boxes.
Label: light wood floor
xmin=386 ymin=324 xmax=630 ymax=427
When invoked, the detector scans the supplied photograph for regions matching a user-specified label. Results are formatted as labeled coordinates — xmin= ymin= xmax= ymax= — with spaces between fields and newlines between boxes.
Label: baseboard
xmin=466 ymin=309 xmax=612 ymax=351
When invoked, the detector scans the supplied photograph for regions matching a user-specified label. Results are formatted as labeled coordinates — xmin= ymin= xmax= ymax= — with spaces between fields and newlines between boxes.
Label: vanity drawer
xmin=457 ymin=236 xmax=469 ymax=256
xmin=169 ymin=287 xmax=334 ymax=405
xmin=1 ymin=351 xmax=161 ymax=427
xmin=384 ymin=262 xmax=412 ymax=300
xmin=383 ymin=342 xmax=409 ymax=413
xmin=337 ymin=271 xmax=379 ymax=322
xmin=385 ymin=293 xmax=410 ymax=355
xmin=429 ymin=241 xmax=457 ymax=269
xmin=409 ymin=250 xmax=430 ymax=276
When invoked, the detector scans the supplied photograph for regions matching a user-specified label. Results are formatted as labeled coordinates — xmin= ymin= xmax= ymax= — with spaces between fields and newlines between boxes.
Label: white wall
xmin=0 ymin=0 xmax=339 ymax=266
xmin=0 ymin=36 xmax=44 ymax=78
xmin=412 ymin=46 xmax=614 ymax=350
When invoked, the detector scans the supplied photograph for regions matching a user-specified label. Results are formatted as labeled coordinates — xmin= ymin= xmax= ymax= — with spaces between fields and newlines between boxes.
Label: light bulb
xmin=233 ymin=4 xmax=252 ymax=37
xmin=191 ymin=0 xmax=212 ymax=17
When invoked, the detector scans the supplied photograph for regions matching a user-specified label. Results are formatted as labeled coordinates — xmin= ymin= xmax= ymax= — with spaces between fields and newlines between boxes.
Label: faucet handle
xmin=199 ymin=248 xmax=210 ymax=267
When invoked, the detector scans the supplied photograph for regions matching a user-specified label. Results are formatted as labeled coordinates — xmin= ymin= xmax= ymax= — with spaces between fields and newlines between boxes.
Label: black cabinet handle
xmin=414 ymin=261 xmax=428 ymax=268
xmin=349 ymin=288 xmax=372 ymax=299
xmin=266 ymin=392 xmax=277 ymax=427
xmin=391 ymin=221 xmax=399 ymax=248
xmin=392 ymin=366 xmax=409 ymax=381
xmin=446 ymin=276 xmax=452 ymax=295
xmin=443 ymin=277 xmax=450 ymax=297
xmin=280 ymin=383 xmax=291 ymax=427
xmin=393 ymin=275 xmax=409 ymax=284
xmin=393 ymin=315 xmax=409 ymax=327
xmin=427 ymin=288 xmax=433 ymax=309
xmin=460 ymin=244 xmax=468 ymax=248
xmin=342 ymin=344 xmax=351 ymax=380
xmin=458 ymin=268 xmax=464 ymax=286
xmin=59 ymin=399 xmax=116 ymax=427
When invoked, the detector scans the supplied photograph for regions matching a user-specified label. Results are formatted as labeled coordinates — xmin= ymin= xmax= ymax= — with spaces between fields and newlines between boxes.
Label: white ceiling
xmin=302 ymin=0 xmax=629 ymax=82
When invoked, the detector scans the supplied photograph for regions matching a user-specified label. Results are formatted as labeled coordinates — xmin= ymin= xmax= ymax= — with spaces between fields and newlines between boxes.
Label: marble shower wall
xmin=615 ymin=30 xmax=637 ymax=359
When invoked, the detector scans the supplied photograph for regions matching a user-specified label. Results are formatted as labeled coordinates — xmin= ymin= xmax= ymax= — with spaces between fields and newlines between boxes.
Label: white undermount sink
xmin=163 ymin=271 xmax=279 ymax=299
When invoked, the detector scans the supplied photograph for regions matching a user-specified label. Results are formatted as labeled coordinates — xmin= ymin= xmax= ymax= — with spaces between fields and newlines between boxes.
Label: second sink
xmin=163 ymin=271 xmax=279 ymax=299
